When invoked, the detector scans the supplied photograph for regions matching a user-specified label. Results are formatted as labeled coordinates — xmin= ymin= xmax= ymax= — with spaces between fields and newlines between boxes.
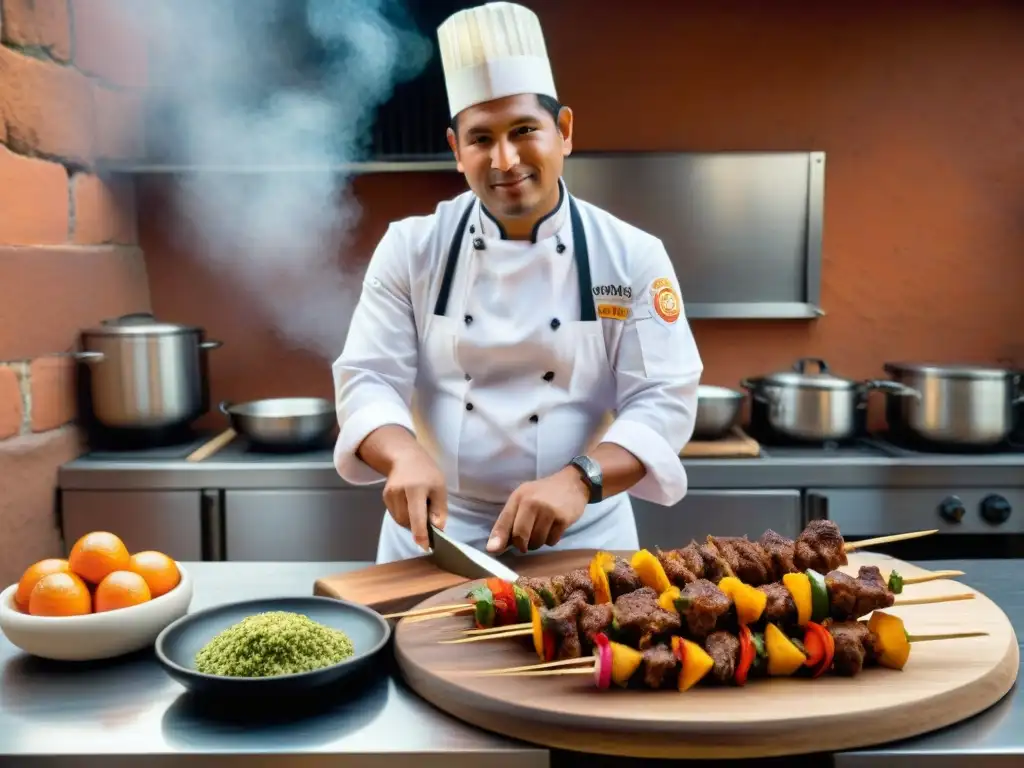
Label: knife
xmin=427 ymin=523 xmax=520 ymax=582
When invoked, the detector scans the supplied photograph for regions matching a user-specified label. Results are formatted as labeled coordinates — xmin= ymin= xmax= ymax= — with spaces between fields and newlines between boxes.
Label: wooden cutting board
xmin=682 ymin=427 xmax=760 ymax=458
xmin=392 ymin=552 xmax=1019 ymax=759
xmin=313 ymin=550 xmax=598 ymax=616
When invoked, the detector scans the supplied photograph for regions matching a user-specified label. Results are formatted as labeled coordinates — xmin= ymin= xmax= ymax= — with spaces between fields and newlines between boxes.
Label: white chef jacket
xmin=332 ymin=179 xmax=703 ymax=563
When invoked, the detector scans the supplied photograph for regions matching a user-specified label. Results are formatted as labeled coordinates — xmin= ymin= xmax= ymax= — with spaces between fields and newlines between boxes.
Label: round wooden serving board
xmin=394 ymin=551 xmax=1019 ymax=759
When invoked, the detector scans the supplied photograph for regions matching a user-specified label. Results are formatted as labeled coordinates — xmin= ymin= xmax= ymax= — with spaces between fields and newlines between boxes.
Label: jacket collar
xmin=476 ymin=178 xmax=568 ymax=244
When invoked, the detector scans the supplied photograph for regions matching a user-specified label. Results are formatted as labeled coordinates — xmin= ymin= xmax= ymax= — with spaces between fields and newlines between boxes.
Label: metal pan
xmin=693 ymin=385 xmax=746 ymax=440
xmin=219 ymin=397 xmax=336 ymax=451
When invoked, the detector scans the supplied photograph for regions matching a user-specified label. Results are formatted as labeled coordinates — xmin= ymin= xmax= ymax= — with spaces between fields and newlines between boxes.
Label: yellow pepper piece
xmin=608 ymin=641 xmax=644 ymax=686
xmin=630 ymin=549 xmax=672 ymax=594
xmin=671 ymin=636 xmax=715 ymax=692
xmin=718 ymin=576 xmax=767 ymax=625
xmin=658 ymin=586 xmax=681 ymax=614
xmin=765 ymin=622 xmax=807 ymax=676
xmin=867 ymin=611 xmax=911 ymax=670
xmin=782 ymin=572 xmax=812 ymax=626
xmin=588 ymin=552 xmax=615 ymax=604
xmin=530 ymin=602 xmax=544 ymax=660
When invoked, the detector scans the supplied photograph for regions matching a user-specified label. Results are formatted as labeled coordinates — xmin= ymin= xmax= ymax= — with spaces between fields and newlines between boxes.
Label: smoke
xmin=132 ymin=0 xmax=433 ymax=359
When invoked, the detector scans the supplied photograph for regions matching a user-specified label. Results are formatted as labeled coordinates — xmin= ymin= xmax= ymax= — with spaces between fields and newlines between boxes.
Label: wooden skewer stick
xmin=844 ymin=529 xmax=938 ymax=551
xmin=473 ymin=657 xmax=595 ymax=675
xmin=893 ymin=592 xmax=974 ymax=607
xmin=382 ymin=602 xmax=472 ymax=620
xmin=907 ymin=631 xmax=988 ymax=642
xmin=901 ymin=570 xmax=965 ymax=584
xmin=477 ymin=631 xmax=990 ymax=677
xmin=439 ymin=627 xmax=533 ymax=644
xmin=463 ymin=622 xmax=531 ymax=635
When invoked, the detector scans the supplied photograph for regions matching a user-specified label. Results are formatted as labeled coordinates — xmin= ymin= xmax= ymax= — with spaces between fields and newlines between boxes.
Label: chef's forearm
xmin=589 ymin=442 xmax=648 ymax=497
xmin=356 ymin=425 xmax=423 ymax=476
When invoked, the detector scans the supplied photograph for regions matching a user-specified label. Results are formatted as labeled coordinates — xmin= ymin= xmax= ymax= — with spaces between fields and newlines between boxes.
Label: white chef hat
xmin=437 ymin=2 xmax=558 ymax=118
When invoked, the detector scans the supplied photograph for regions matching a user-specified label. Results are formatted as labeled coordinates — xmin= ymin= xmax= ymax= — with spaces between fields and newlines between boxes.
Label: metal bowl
xmin=694 ymin=385 xmax=745 ymax=440
xmin=220 ymin=398 xmax=336 ymax=450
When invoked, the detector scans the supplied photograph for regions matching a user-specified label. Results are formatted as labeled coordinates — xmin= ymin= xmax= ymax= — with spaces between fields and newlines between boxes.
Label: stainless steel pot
xmin=741 ymin=357 xmax=917 ymax=442
xmin=219 ymin=398 xmax=336 ymax=450
xmin=881 ymin=362 xmax=1024 ymax=447
xmin=74 ymin=314 xmax=222 ymax=430
xmin=694 ymin=385 xmax=745 ymax=440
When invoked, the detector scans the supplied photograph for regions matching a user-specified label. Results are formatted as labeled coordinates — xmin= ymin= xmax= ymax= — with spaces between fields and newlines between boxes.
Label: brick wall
xmin=0 ymin=0 xmax=150 ymax=585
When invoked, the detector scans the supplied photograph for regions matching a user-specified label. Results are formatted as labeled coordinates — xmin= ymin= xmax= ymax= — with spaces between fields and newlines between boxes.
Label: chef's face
xmin=447 ymin=93 xmax=573 ymax=227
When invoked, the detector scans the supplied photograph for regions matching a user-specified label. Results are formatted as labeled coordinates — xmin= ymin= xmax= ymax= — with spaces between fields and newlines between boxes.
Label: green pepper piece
xmin=673 ymin=595 xmax=693 ymax=614
xmin=750 ymin=631 xmax=768 ymax=675
xmin=887 ymin=569 xmax=904 ymax=595
xmin=468 ymin=585 xmax=495 ymax=628
xmin=513 ymin=585 xmax=533 ymax=622
xmin=806 ymin=568 xmax=829 ymax=622
xmin=537 ymin=586 xmax=557 ymax=609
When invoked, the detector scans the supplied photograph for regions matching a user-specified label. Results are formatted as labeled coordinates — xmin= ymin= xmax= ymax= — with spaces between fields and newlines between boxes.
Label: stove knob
xmin=938 ymin=496 xmax=965 ymax=523
xmin=980 ymin=494 xmax=1012 ymax=525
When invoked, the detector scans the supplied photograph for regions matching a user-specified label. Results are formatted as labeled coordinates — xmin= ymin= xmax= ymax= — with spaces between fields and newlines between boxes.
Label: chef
xmin=332 ymin=1 xmax=703 ymax=564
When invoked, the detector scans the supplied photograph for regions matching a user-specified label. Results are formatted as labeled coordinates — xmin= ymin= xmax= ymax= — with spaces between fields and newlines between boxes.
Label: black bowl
xmin=154 ymin=596 xmax=391 ymax=698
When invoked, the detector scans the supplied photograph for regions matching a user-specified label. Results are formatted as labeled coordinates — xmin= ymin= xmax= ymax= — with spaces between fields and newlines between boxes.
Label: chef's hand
xmin=383 ymin=447 xmax=448 ymax=551
xmin=487 ymin=467 xmax=588 ymax=553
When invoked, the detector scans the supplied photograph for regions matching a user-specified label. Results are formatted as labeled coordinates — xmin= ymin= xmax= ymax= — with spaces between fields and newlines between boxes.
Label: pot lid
xmin=756 ymin=357 xmax=859 ymax=390
xmin=884 ymin=362 xmax=1017 ymax=381
xmin=82 ymin=313 xmax=202 ymax=337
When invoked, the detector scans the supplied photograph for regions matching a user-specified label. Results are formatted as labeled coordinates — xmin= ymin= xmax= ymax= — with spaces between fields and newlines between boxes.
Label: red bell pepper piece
xmin=803 ymin=621 xmax=835 ymax=679
xmin=735 ymin=625 xmax=755 ymax=686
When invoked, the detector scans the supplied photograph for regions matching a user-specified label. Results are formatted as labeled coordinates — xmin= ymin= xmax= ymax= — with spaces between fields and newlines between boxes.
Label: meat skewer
xmin=457 ymin=558 xmax=971 ymax=640
xmin=388 ymin=521 xmax=941 ymax=622
xmin=444 ymin=565 xmax=975 ymax=666
xmin=470 ymin=612 xmax=987 ymax=691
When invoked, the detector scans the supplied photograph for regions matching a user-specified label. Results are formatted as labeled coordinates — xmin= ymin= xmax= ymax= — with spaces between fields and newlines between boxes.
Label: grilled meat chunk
xmin=793 ymin=519 xmax=848 ymax=573
xmin=757 ymin=582 xmax=797 ymax=624
xmin=705 ymin=630 xmax=740 ymax=684
xmin=828 ymin=620 xmax=877 ymax=676
xmin=678 ymin=579 xmax=732 ymax=639
xmin=758 ymin=529 xmax=797 ymax=581
xmin=641 ymin=645 xmax=679 ymax=689
xmin=707 ymin=536 xmax=774 ymax=586
xmin=826 ymin=565 xmax=895 ymax=620
xmin=613 ymin=587 xmax=681 ymax=648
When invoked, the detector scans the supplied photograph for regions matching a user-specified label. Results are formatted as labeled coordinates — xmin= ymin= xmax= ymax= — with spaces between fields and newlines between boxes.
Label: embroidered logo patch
xmin=650 ymin=277 xmax=681 ymax=324
xmin=597 ymin=303 xmax=630 ymax=320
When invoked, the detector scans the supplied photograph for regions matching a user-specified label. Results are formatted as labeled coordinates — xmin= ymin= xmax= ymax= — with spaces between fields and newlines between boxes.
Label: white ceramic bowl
xmin=0 ymin=563 xmax=193 ymax=661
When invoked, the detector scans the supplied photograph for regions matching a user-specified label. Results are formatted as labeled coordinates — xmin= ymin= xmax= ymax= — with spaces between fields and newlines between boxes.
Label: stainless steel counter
xmin=57 ymin=438 xmax=1024 ymax=491
xmin=0 ymin=561 xmax=547 ymax=768
xmin=0 ymin=559 xmax=1020 ymax=767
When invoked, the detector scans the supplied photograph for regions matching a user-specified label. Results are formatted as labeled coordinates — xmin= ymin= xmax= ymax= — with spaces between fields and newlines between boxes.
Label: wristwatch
xmin=568 ymin=455 xmax=603 ymax=504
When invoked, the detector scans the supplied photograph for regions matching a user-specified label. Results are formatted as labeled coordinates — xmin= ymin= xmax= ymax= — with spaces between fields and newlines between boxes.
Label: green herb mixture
xmin=195 ymin=610 xmax=355 ymax=677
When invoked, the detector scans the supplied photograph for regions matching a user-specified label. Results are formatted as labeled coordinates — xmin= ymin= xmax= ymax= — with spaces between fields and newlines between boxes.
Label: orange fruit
xmin=93 ymin=571 xmax=152 ymax=613
xmin=15 ymin=558 xmax=71 ymax=611
xmin=28 ymin=572 xmax=92 ymax=617
xmin=69 ymin=531 xmax=130 ymax=585
xmin=127 ymin=551 xmax=180 ymax=598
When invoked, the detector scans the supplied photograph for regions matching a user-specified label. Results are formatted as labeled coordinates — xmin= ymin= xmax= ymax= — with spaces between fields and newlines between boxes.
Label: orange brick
xmin=0 ymin=0 xmax=72 ymax=61
xmin=0 ymin=428 xmax=84 ymax=585
xmin=0 ymin=144 xmax=68 ymax=245
xmin=72 ymin=173 xmax=137 ymax=244
xmin=92 ymin=85 xmax=144 ymax=160
xmin=0 ymin=45 xmax=94 ymax=163
xmin=29 ymin=356 xmax=76 ymax=432
xmin=0 ymin=364 xmax=24 ymax=439
xmin=70 ymin=0 xmax=148 ymax=87
xmin=0 ymin=244 xmax=151 ymax=360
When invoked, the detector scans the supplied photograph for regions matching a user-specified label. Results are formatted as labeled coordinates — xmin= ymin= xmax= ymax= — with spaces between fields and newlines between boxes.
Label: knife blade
xmin=427 ymin=524 xmax=520 ymax=582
